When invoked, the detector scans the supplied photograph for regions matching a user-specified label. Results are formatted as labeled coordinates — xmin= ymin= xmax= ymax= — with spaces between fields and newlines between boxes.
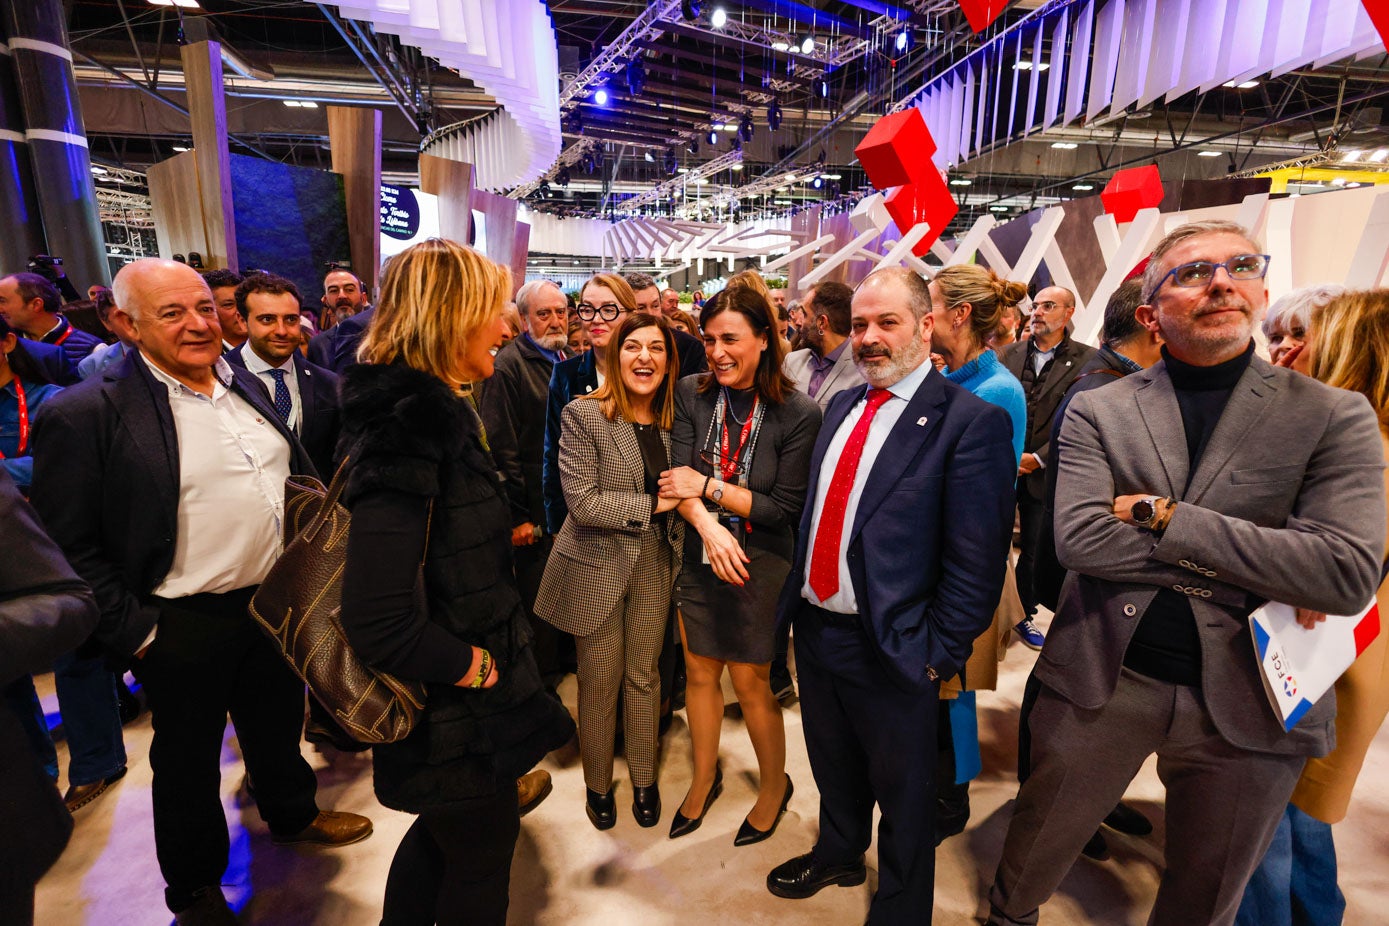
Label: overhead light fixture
xmin=1072 ymin=183 xmax=1094 ymax=191
xmin=784 ymin=172 xmax=797 ymax=181
xmin=1050 ymin=142 xmax=1078 ymax=149
xmin=677 ymin=167 xmax=690 ymax=174
xmin=774 ymin=198 xmax=793 ymax=205
xmin=283 ymin=100 xmax=318 ymax=108
xmin=1332 ymin=177 xmax=1348 ymax=186
xmin=895 ymin=31 xmax=910 ymax=52
xmin=694 ymin=178 xmax=709 ymax=185
xmin=990 ymin=205 xmax=1010 ymax=212
xmin=1369 ymin=148 xmax=1389 ymax=162
xmin=90 ymin=165 xmax=108 ymax=175
xmin=594 ymin=87 xmax=609 ymax=105
xmin=949 ymin=178 xmax=971 ymax=186
xmin=729 ymin=163 xmax=743 ymax=171
xmin=687 ymin=137 xmax=699 ymax=155
xmin=720 ymin=123 xmax=738 ymax=132
xmin=771 ymin=40 xmax=790 ymax=52
xmin=1222 ymin=79 xmax=1260 ymax=89
xmin=813 ymin=176 xmax=823 ymax=189
xmin=644 ymin=150 xmax=655 ymax=162
xmin=1013 ymin=60 xmax=1048 ymax=71
xmin=708 ymin=128 xmax=719 ymax=144
xmin=820 ymin=79 xmax=829 ymax=97
xmin=799 ymin=34 xmax=815 ymax=55
xmin=149 ymin=0 xmax=201 ymax=8
xmin=712 ymin=121 xmax=727 ymax=131
xmin=821 ymin=173 xmax=841 ymax=180
xmin=172 ymin=145 xmax=190 ymax=152
xmin=1342 ymin=149 xmax=1363 ymax=162
xmin=1197 ymin=150 xmax=1222 ymax=157
xmin=711 ymin=7 xmax=727 ymax=28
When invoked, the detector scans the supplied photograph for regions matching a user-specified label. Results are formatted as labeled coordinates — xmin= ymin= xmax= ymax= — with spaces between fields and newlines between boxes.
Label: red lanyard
xmin=0 ymin=377 xmax=28 ymax=460
xmin=719 ymin=395 xmax=758 ymax=481
xmin=52 ymin=325 xmax=72 ymax=346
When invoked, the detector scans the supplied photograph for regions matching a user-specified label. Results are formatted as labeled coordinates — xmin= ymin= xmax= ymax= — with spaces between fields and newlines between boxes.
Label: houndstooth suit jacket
xmin=534 ymin=397 xmax=684 ymax=637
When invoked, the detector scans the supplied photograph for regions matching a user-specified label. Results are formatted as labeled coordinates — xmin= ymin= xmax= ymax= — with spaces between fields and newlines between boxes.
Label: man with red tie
xmin=767 ymin=267 xmax=1017 ymax=924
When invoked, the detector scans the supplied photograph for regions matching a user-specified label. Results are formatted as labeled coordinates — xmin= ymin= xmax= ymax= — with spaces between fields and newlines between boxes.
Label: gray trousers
xmin=574 ymin=529 xmax=672 ymax=794
xmin=989 ymin=668 xmax=1306 ymax=926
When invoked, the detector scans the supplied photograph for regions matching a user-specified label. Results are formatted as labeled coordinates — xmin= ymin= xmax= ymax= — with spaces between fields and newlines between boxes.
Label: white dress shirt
xmin=801 ymin=357 xmax=934 ymax=614
xmin=241 ymin=347 xmax=302 ymax=431
xmin=145 ymin=354 xmax=291 ymax=599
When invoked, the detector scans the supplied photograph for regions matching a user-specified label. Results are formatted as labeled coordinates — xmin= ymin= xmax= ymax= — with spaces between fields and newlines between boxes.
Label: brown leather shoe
xmin=63 ymin=766 xmax=128 ymax=813
xmin=173 ymin=886 xmax=237 ymax=925
xmin=272 ymin=810 xmax=373 ymax=847
xmin=517 ymin=769 xmax=553 ymax=817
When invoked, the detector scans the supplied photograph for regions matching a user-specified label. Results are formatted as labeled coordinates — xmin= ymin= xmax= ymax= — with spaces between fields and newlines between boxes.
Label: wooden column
xmin=327 ymin=105 xmax=382 ymax=292
xmin=180 ymin=40 xmax=237 ymax=269
xmin=419 ymin=153 xmax=473 ymax=244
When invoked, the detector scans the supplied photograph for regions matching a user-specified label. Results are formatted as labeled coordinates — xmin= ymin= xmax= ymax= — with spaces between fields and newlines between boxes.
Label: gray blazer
xmin=783 ymin=345 xmax=865 ymax=411
xmin=534 ymin=398 xmax=683 ymax=637
xmin=1040 ymin=355 xmax=1387 ymax=757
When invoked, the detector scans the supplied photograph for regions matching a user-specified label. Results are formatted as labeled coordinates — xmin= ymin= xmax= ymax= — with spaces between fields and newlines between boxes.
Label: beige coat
xmin=942 ymin=557 xmax=1024 ymax=698
xmin=1291 ymin=429 xmax=1389 ymax=824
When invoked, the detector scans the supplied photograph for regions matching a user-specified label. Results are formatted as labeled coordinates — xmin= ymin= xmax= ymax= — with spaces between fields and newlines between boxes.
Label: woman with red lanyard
xmin=660 ymin=286 xmax=822 ymax=844
xmin=0 ymin=317 xmax=63 ymax=495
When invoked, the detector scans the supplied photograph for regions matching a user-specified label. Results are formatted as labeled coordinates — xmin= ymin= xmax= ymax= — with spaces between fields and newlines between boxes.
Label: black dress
xmin=671 ymin=375 xmax=822 ymax=663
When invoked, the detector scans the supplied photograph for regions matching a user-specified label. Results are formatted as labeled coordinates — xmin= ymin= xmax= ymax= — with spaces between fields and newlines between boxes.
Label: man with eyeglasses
xmin=986 ymin=221 xmax=1386 ymax=926
xmin=480 ymin=280 xmax=571 ymax=684
xmin=999 ymin=286 xmax=1097 ymax=649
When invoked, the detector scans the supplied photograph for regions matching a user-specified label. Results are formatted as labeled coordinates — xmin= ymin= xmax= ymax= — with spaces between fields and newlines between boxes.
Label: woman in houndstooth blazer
xmin=535 ymin=314 xmax=685 ymax=831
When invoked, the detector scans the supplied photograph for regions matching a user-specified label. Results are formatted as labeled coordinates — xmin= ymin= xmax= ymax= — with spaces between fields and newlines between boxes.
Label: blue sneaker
xmin=1014 ymin=618 xmax=1046 ymax=650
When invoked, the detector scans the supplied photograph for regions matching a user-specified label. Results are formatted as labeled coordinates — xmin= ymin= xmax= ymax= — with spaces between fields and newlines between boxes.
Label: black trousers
xmin=1014 ymin=485 xmax=1046 ymax=619
xmin=515 ymin=537 xmax=570 ymax=685
xmin=381 ymin=782 xmax=520 ymax=926
xmin=796 ymin=606 xmax=940 ymax=925
xmin=131 ymin=588 xmax=318 ymax=913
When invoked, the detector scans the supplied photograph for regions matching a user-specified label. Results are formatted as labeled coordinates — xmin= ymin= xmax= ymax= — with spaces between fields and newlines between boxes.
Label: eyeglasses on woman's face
xmin=576 ymin=302 xmax=625 ymax=322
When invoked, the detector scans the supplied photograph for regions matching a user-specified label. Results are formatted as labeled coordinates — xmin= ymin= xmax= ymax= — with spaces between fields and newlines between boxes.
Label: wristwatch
xmin=711 ymin=480 xmax=725 ymax=503
xmin=1130 ymin=495 xmax=1163 ymax=529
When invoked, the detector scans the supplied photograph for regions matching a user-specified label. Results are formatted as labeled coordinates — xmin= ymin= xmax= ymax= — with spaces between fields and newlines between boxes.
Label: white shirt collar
xmin=141 ymin=351 xmax=236 ymax=396
xmin=241 ymin=346 xmax=294 ymax=376
xmin=882 ymin=354 xmax=933 ymax=402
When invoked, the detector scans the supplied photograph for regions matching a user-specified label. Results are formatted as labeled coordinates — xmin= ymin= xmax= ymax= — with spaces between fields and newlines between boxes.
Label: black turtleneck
xmin=1123 ymin=340 xmax=1254 ymax=687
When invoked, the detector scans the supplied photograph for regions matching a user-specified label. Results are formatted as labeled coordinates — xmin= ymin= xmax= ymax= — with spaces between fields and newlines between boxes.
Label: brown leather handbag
xmin=249 ymin=456 xmax=428 ymax=745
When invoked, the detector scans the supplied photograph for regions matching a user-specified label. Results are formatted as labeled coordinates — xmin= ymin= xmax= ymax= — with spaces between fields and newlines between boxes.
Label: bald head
xmin=113 ymin=259 xmax=212 ymax=322
xmin=110 ymin=259 xmax=222 ymax=385
xmin=856 ymin=267 xmax=933 ymax=321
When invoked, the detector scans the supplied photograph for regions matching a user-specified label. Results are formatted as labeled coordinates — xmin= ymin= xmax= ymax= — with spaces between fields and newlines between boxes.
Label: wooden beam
xmin=327 ymin=106 xmax=383 ymax=292
xmin=180 ymin=40 xmax=237 ymax=269
xmin=419 ymin=153 xmax=474 ymax=244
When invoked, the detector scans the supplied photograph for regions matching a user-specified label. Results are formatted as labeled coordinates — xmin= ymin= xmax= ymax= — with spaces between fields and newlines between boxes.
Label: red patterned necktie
xmin=808 ymin=388 xmax=893 ymax=602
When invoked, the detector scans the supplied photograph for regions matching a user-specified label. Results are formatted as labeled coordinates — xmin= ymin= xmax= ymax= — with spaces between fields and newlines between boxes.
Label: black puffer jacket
xmin=337 ymin=362 xmax=574 ymax=811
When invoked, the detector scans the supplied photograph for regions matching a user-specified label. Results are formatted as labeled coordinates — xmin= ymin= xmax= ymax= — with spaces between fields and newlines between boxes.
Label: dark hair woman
xmin=336 ymin=238 xmax=574 ymax=926
xmin=658 ymin=286 xmax=822 ymax=844
xmin=535 ymin=313 xmax=685 ymax=830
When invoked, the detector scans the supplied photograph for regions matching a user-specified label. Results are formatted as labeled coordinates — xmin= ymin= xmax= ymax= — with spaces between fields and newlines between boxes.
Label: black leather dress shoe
xmin=633 ymin=784 xmax=661 ymax=827
xmin=734 ymin=775 xmax=793 ymax=847
xmin=767 ymin=852 xmax=866 ymax=899
xmin=669 ymin=766 xmax=723 ymax=839
xmin=1103 ymin=802 xmax=1153 ymax=836
xmin=586 ymin=788 xmax=616 ymax=831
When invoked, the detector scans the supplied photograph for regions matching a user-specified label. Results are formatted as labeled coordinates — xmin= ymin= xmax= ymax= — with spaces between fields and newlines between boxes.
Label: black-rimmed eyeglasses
xmin=1147 ymin=254 xmax=1270 ymax=304
xmin=576 ymin=302 xmax=625 ymax=322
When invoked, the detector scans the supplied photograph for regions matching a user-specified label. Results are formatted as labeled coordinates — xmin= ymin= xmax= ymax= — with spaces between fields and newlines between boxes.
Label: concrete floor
xmin=31 ymin=608 xmax=1389 ymax=925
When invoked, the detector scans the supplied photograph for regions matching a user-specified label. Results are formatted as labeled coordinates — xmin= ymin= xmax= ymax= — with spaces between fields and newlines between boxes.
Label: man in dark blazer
xmin=987 ymin=222 xmax=1387 ymax=926
xmin=0 ymin=468 xmax=99 ymax=926
xmin=767 ymin=268 xmax=1017 ymax=924
xmin=22 ymin=338 xmax=79 ymax=385
xmin=480 ymin=279 xmax=571 ymax=685
xmin=999 ymin=287 xmax=1097 ymax=647
xmin=29 ymin=259 xmax=371 ymax=924
xmin=224 ymin=273 xmax=341 ymax=478
xmin=0 ymin=272 xmax=104 ymax=365
xmin=625 ymin=272 xmax=708 ymax=379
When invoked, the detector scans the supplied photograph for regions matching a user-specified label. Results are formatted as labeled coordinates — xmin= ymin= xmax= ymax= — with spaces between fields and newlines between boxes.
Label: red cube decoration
xmin=1100 ymin=165 xmax=1165 ymax=224
xmin=956 ymin=0 xmax=1008 ymax=33
xmin=1363 ymin=0 xmax=1389 ymax=55
xmin=884 ymin=169 xmax=960 ymax=257
xmin=855 ymin=107 xmax=958 ymax=255
xmin=855 ymin=108 xmax=937 ymax=189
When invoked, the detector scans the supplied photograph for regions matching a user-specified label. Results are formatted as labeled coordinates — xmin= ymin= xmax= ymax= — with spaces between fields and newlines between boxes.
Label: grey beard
xmin=855 ymin=335 xmax=927 ymax=388
xmin=533 ymin=331 xmax=569 ymax=352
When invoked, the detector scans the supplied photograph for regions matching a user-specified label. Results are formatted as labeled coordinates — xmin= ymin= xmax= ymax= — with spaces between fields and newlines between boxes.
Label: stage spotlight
xmin=708 ymin=128 xmax=719 ymax=145
xmin=813 ymin=175 xmax=823 ymax=189
xmin=687 ymin=137 xmax=700 ymax=154
xmin=767 ymin=100 xmax=782 ymax=130
xmin=895 ymin=30 xmax=910 ymax=52
xmin=739 ymin=114 xmax=754 ymax=141
xmin=682 ymin=0 xmax=701 ymax=22
xmin=539 ymin=180 xmax=552 ymax=198
xmin=556 ymin=168 xmax=571 ymax=188
xmin=581 ymin=152 xmax=595 ymax=174
xmin=711 ymin=7 xmax=727 ymax=28
xmin=594 ymin=87 xmax=609 ymax=105
xmin=799 ymin=34 xmax=814 ymax=55
xmin=820 ymin=78 xmax=829 ymax=97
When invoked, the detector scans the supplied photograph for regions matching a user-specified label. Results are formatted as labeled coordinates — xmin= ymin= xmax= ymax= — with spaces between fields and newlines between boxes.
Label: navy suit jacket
xmin=28 ymin=351 xmax=315 ymax=658
xmin=329 ymin=307 xmax=374 ymax=373
xmin=24 ymin=339 xmax=79 ymax=386
xmin=776 ymin=369 xmax=1018 ymax=691
xmin=542 ymin=349 xmax=600 ymax=534
xmin=226 ymin=344 xmax=342 ymax=477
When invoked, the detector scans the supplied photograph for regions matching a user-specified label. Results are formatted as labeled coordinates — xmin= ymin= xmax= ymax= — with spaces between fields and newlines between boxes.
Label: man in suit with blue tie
xmin=225 ymin=273 xmax=341 ymax=479
xmin=767 ymin=267 xmax=1017 ymax=924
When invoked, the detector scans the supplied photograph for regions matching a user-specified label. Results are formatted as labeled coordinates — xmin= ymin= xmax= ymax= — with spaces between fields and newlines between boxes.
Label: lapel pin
xmin=916 ymin=416 xmax=928 ymax=426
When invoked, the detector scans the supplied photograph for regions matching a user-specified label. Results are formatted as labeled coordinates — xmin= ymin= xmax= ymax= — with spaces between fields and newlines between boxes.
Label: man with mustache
xmin=1000 ymin=285 xmax=1097 ymax=650
xmin=30 ymin=258 xmax=372 ymax=924
xmin=986 ymin=221 xmax=1387 ymax=926
xmin=768 ymin=267 xmax=1017 ymax=923
xmin=308 ymin=269 xmax=373 ymax=371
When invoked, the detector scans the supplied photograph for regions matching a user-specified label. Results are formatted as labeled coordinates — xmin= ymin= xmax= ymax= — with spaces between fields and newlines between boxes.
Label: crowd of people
xmin=2 ymin=217 xmax=1387 ymax=926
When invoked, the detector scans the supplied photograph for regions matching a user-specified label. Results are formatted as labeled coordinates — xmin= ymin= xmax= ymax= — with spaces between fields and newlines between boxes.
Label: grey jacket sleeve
xmin=0 ymin=470 xmax=99 ymax=685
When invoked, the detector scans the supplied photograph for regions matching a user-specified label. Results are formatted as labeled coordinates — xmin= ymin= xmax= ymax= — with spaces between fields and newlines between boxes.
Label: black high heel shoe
xmin=632 ymin=784 xmax=661 ymax=827
xmin=668 ymin=766 xmax=723 ymax=839
xmin=734 ymin=775 xmax=794 ymax=847
xmin=586 ymin=788 xmax=616 ymax=831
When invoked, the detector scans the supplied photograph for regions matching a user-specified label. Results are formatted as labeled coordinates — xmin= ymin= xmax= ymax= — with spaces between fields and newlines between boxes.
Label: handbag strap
xmin=304 ymin=455 xmax=354 ymax=543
